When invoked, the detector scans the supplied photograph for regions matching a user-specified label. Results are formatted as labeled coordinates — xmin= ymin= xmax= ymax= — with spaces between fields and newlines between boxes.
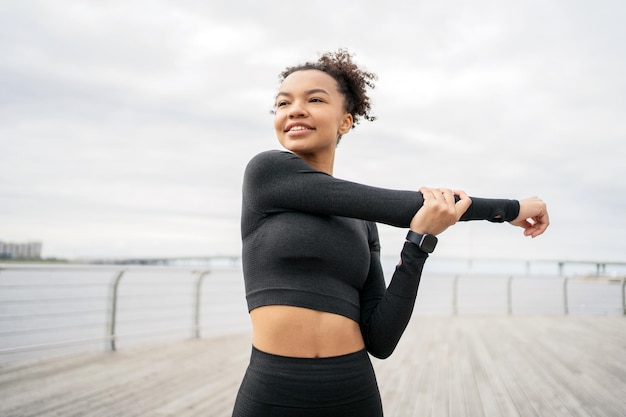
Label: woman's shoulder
xmin=243 ymin=150 xmax=295 ymax=186
xmin=245 ymin=150 xmax=312 ymax=175
xmin=247 ymin=150 xmax=294 ymax=168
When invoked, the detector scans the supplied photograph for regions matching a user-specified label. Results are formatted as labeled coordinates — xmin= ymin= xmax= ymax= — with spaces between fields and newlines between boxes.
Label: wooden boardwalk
xmin=1 ymin=316 xmax=625 ymax=417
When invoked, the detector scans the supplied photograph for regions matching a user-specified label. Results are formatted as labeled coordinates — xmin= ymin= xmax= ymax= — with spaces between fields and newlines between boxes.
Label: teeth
xmin=290 ymin=126 xmax=308 ymax=131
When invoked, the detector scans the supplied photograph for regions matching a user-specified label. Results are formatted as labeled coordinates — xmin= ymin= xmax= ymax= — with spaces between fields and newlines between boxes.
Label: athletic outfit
xmin=232 ymin=150 xmax=520 ymax=416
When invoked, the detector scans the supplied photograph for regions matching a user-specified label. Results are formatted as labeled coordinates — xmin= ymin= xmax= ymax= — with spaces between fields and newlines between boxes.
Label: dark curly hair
xmin=278 ymin=49 xmax=377 ymax=131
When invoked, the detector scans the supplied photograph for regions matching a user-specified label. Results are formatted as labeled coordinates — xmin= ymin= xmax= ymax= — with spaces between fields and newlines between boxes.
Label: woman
xmin=233 ymin=49 xmax=549 ymax=416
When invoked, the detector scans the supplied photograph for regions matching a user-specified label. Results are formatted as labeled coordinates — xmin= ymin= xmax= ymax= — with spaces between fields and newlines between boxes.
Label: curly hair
xmin=278 ymin=49 xmax=377 ymax=130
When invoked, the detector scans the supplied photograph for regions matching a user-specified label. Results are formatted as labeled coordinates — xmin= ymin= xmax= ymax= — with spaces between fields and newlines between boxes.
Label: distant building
xmin=0 ymin=241 xmax=42 ymax=259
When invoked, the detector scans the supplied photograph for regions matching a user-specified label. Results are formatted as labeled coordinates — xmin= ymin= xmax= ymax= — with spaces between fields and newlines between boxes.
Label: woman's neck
xmin=295 ymin=149 xmax=335 ymax=175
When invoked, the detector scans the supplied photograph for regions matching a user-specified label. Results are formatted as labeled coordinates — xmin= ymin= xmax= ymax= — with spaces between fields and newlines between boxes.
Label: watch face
xmin=421 ymin=234 xmax=438 ymax=253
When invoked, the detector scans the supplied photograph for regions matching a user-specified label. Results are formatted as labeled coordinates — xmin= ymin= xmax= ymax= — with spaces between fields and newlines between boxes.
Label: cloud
xmin=1 ymin=0 xmax=625 ymax=263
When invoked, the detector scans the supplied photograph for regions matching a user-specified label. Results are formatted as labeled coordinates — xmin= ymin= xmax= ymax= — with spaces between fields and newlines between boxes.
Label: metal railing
xmin=1 ymin=263 xmax=624 ymax=363
xmin=446 ymin=274 xmax=626 ymax=316
xmin=0 ymin=264 xmax=249 ymax=361
xmin=104 ymin=268 xmax=218 ymax=351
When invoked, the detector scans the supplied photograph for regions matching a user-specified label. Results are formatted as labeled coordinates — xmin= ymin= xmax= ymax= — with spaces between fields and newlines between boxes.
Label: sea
xmin=1 ymin=257 xmax=624 ymax=364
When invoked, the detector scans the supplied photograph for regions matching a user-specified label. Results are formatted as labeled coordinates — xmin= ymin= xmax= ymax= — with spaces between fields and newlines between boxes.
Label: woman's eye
xmin=310 ymin=97 xmax=324 ymax=103
xmin=276 ymin=101 xmax=289 ymax=107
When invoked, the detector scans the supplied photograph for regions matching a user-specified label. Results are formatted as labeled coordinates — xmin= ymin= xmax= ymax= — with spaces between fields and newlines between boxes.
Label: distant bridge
xmin=88 ymin=256 xmax=626 ymax=277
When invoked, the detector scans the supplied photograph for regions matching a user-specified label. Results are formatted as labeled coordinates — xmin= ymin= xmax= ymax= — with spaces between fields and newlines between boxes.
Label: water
xmin=0 ymin=261 xmax=623 ymax=364
xmin=0 ymin=266 xmax=250 ymax=364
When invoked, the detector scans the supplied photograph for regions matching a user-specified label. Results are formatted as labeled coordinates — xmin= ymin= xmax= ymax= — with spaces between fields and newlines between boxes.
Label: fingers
xmin=527 ymin=212 xmax=550 ymax=238
xmin=413 ymin=187 xmax=458 ymax=235
xmin=436 ymin=188 xmax=472 ymax=220
xmin=419 ymin=187 xmax=472 ymax=220
xmin=535 ymin=213 xmax=550 ymax=236
xmin=419 ymin=186 xmax=450 ymax=201
xmin=453 ymin=189 xmax=469 ymax=200
xmin=438 ymin=188 xmax=458 ymax=209
xmin=412 ymin=187 xmax=471 ymax=236
xmin=418 ymin=186 xmax=437 ymax=202
xmin=421 ymin=187 xmax=456 ymax=203
xmin=514 ymin=196 xmax=550 ymax=238
xmin=452 ymin=189 xmax=472 ymax=218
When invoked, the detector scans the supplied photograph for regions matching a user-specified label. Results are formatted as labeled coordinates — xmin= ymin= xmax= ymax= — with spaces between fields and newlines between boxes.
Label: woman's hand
xmin=410 ymin=187 xmax=472 ymax=235
xmin=510 ymin=196 xmax=549 ymax=238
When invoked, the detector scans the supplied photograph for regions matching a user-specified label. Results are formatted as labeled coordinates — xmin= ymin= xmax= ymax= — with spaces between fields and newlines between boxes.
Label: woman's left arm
xmin=359 ymin=187 xmax=472 ymax=359
xmin=359 ymin=241 xmax=427 ymax=359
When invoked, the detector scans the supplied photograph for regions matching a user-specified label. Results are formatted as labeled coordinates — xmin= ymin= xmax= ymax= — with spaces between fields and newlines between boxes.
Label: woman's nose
xmin=288 ymin=101 xmax=307 ymax=118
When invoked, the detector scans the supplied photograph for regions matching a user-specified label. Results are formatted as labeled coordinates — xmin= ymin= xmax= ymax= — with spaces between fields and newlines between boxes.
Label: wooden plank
xmin=487 ymin=318 xmax=580 ymax=417
xmin=515 ymin=318 xmax=625 ymax=417
xmin=467 ymin=318 xmax=522 ymax=417
xmin=0 ymin=333 xmax=251 ymax=417
xmin=1 ymin=317 xmax=625 ymax=417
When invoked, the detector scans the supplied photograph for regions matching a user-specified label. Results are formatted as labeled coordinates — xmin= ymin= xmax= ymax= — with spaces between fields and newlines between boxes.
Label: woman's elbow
xmin=366 ymin=343 xmax=396 ymax=360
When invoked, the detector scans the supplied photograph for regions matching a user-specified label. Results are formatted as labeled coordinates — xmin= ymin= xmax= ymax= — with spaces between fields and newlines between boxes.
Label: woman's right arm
xmin=244 ymin=151 xmax=548 ymax=235
xmin=509 ymin=196 xmax=550 ymax=237
xmin=243 ymin=150 xmax=422 ymax=227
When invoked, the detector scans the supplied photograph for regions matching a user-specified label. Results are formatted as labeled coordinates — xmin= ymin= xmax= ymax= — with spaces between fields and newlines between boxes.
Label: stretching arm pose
xmin=242 ymin=150 xmax=547 ymax=358
xmin=233 ymin=48 xmax=549 ymax=417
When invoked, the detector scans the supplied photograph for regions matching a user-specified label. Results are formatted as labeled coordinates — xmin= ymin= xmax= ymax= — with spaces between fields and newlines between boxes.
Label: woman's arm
xmin=358 ymin=189 xmax=549 ymax=358
xmin=360 ymin=187 xmax=472 ymax=359
xmin=359 ymin=241 xmax=428 ymax=359
xmin=510 ymin=196 xmax=550 ymax=237
xmin=244 ymin=151 xmax=525 ymax=228
xmin=243 ymin=150 xmax=421 ymax=227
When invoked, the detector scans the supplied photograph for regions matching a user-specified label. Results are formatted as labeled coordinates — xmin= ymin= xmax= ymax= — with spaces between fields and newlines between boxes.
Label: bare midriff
xmin=250 ymin=305 xmax=365 ymax=358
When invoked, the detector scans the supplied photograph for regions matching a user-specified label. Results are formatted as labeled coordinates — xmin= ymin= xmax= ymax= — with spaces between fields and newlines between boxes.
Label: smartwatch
xmin=406 ymin=230 xmax=438 ymax=253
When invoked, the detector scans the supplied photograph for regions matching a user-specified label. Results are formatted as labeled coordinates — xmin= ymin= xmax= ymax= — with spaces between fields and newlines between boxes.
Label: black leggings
xmin=232 ymin=346 xmax=383 ymax=417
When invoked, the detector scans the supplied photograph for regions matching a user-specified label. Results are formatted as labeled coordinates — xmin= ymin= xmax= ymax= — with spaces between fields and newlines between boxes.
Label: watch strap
xmin=406 ymin=230 xmax=438 ymax=253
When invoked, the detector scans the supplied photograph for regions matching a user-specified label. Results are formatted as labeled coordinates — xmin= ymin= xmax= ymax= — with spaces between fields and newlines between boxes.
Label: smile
xmin=285 ymin=123 xmax=315 ymax=133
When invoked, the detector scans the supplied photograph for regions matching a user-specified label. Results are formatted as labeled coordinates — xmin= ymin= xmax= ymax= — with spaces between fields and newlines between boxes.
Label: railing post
xmin=507 ymin=276 xmax=513 ymax=315
xmin=106 ymin=270 xmax=125 ymax=351
xmin=452 ymin=275 xmax=459 ymax=315
xmin=563 ymin=277 xmax=569 ymax=315
xmin=622 ymin=278 xmax=626 ymax=316
xmin=193 ymin=271 xmax=210 ymax=339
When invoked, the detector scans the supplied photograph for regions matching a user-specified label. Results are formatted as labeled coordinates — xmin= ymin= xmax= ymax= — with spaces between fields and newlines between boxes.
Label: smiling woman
xmin=272 ymin=70 xmax=354 ymax=172
xmin=231 ymin=49 xmax=549 ymax=416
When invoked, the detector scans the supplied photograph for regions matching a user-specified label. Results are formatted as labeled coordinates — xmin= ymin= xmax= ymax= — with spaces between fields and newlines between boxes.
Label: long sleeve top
xmin=241 ymin=150 xmax=519 ymax=358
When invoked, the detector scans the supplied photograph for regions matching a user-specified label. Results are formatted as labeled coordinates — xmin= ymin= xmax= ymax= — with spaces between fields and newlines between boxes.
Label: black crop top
xmin=241 ymin=150 xmax=519 ymax=358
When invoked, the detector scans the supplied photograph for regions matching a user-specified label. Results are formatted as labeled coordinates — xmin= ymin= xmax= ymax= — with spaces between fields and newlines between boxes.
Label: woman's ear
xmin=338 ymin=113 xmax=353 ymax=135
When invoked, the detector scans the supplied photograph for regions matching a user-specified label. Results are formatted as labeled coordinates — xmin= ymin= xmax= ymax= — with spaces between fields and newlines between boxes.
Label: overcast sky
xmin=1 ymin=0 xmax=625 ymax=264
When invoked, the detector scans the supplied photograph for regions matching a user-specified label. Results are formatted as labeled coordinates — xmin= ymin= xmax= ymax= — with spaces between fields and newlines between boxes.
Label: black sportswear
xmin=241 ymin=150 xmax=519 ymax=358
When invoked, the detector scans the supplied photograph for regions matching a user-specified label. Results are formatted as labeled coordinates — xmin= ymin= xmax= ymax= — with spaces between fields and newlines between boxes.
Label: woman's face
xmin=273 ymin=70 xmax=353 ymax=159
